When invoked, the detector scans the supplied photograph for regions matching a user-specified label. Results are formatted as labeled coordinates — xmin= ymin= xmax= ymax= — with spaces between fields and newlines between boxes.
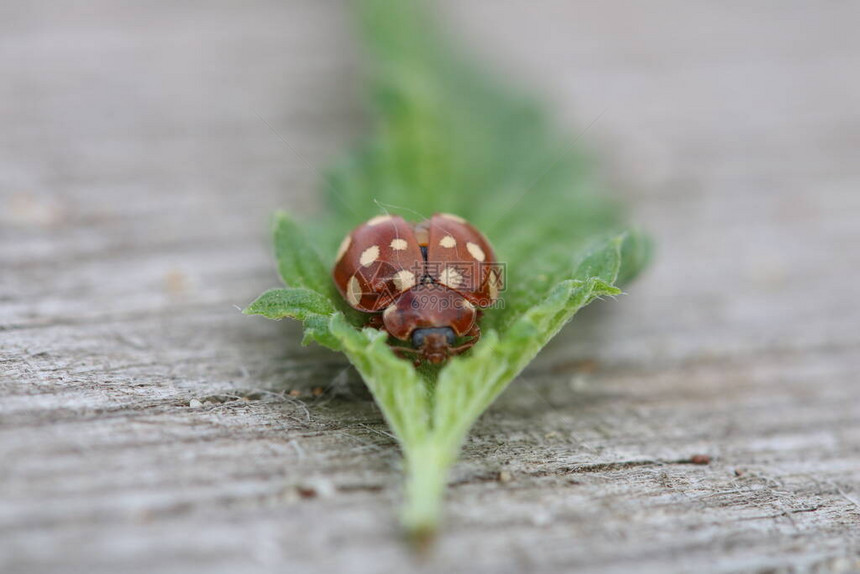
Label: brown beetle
xmin=332 ymin=213 xmax=502 ymax=364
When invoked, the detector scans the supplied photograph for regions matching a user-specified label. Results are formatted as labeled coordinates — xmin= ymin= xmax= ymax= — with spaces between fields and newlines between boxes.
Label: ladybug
xmin=332 ymin=213 xmax=502 ymax=364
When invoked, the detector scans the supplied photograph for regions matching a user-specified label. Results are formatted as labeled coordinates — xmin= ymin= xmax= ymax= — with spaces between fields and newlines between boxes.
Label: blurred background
xmin=2 ymin=1 xmax=858 ymax=573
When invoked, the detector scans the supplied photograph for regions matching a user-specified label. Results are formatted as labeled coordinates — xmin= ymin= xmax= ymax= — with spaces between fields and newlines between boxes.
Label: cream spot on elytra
xmin=439 ymin=267 xmax=463 ymax=289
xmin=390 ymin=238 xmax=408 ymax=251
xmin=466 ymin=241 xmax=485 ymax=262
xmin=392 ymin=270 xmax=416 ymax=292
xmin=346 ymin=275 xmax=362 ymax=306
xmin=360 ymin=245 xmax=380 ymax=267
xmin=488 ymin=279 xmax=498 ymax=302
xmin=487 ymin=270 xmax=503 ymax=301
xmin=383 ymin=303 xmax=397 ymax=320
xmin=439 ymin=235 xmax=456 ymax=248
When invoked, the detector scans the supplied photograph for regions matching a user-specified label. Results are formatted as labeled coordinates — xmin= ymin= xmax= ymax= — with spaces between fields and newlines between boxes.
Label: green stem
xmin=401 ymin=440 xmax=456 ymax=544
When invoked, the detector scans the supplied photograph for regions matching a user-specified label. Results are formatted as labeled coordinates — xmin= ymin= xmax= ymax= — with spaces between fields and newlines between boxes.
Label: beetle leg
xmin=366 ymin=314 xmax=384 ymax=329
xmin=447 ymin=338 xmax=477 ymax=357
xmin=391 ymin=345 xmax=426 ymax=367
xmin=391 ymin=345 xmax=419 ymax=357
xmin=447 ymin=324 xmax=481 ymax=357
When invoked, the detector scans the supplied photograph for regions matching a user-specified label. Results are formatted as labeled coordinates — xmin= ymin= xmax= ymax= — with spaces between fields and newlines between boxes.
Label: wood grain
xmin=2 ymin=1 xmax=858 ymax=572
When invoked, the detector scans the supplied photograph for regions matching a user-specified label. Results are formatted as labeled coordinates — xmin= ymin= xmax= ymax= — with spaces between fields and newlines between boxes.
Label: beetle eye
xmin=412 ymin=327 xmax=456 ymax=348
xmin=412 ymin=330 xmax=426 ymax=347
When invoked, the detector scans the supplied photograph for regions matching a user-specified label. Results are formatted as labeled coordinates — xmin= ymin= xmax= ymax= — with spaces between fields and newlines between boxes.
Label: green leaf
xmin=244 ymin=287 xmax=341 ymax=350
xmin=246 ymin=0 xmax=651 ymax=543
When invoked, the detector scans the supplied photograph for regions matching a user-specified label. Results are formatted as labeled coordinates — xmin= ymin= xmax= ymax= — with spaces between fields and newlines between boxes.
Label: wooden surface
xmin=2 ymin=1 xmax=859 ymax=572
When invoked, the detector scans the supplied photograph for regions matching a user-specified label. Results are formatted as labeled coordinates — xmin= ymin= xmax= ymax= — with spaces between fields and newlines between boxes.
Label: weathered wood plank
xmin=2 ymin=1 xmax=858 ymax=573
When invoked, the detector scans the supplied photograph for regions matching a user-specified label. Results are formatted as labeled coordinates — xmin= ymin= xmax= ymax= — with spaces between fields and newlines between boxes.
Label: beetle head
xmin=411 ymin=327 xmax=456 ymax=364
